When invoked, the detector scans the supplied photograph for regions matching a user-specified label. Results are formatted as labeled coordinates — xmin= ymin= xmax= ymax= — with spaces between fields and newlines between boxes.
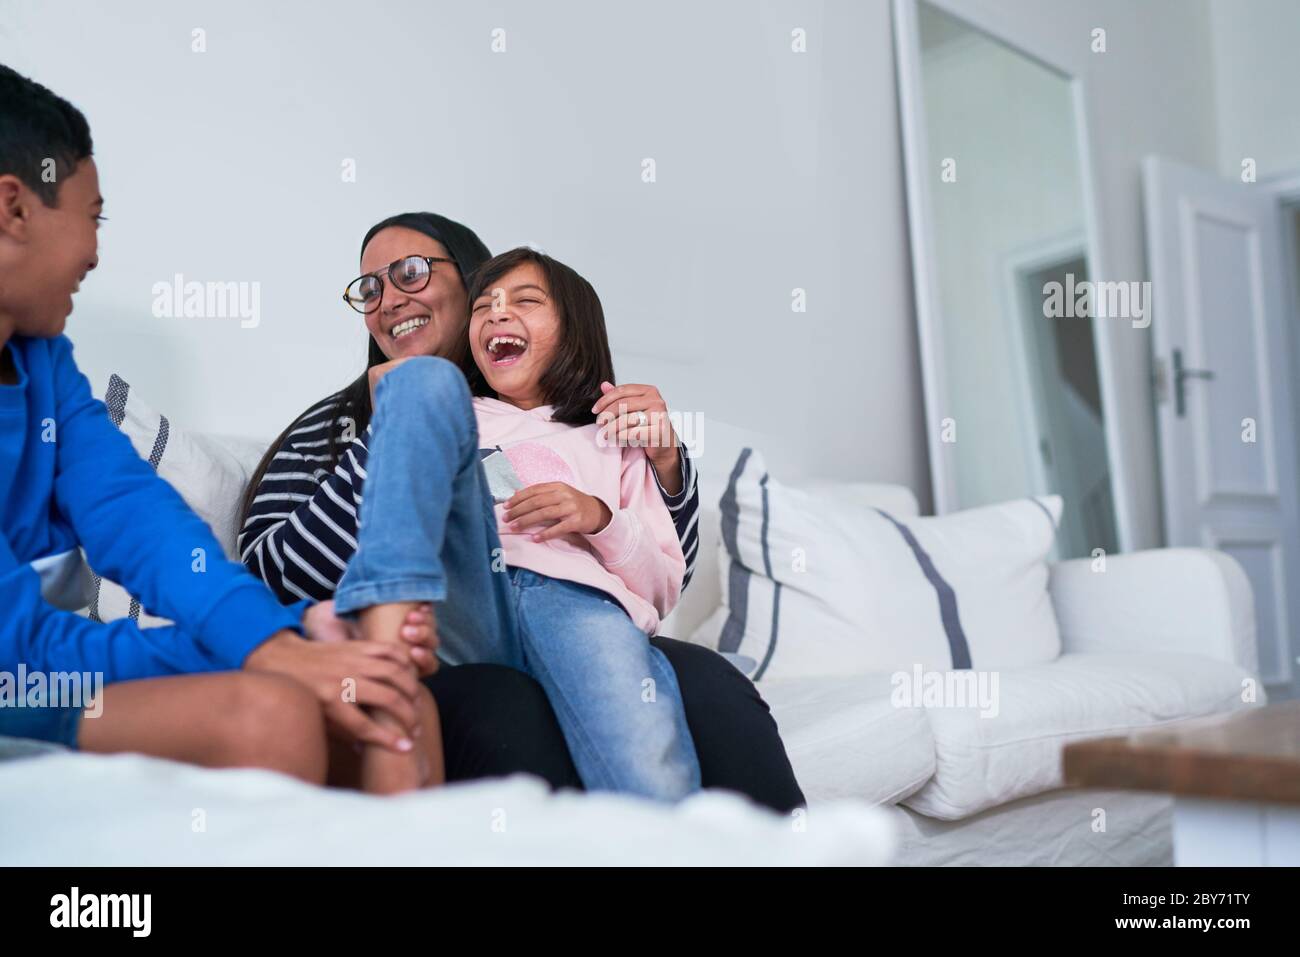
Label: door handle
xmin=1173 ymin=348 xmax=1214 ymax=418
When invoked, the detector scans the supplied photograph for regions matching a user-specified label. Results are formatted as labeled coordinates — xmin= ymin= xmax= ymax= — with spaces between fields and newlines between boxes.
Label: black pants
xmin=424 ymin=636 xmax=805 ymax=813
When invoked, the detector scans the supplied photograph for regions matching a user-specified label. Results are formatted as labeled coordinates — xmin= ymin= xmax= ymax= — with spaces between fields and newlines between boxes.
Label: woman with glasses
xmin=236 ymin=212 xmax=804 ymax=810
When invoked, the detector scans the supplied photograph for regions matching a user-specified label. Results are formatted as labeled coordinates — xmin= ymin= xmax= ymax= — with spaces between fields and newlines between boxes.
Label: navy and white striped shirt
xmin=239 ymin=395 xmax=701 ymax=605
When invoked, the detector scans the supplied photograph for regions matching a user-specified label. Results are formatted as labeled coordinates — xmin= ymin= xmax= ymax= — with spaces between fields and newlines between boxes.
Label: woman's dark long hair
xmin=238 ymin=212 xmax=491 ymax=530
xmin=462 ymin=247 xmax=615 ymax=427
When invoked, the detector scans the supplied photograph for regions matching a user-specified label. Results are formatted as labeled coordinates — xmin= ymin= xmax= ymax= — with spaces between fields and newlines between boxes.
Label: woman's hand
xmin=244 ymin=630 xmax=423 ymax=753
xmin=505 ymin=482 xmax=613 ymax=542
xmin=303 ymin=599 xmax=439 ymax=677
xmin=591 ymin=381 xmax=682 ymax=493
xmin=368 ymin=356 xmax=416 ymax=403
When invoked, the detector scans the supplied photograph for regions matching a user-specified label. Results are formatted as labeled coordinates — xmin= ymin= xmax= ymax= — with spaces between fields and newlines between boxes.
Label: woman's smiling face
xmin=469 ymin=261 xmax=562 ymax=410
xmin=360 ymin=226 xmax=467 ymax=360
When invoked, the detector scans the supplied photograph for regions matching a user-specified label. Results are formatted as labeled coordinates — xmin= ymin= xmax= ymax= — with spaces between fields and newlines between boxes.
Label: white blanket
xmin=0 ymin=753 xmax=895 ymax=866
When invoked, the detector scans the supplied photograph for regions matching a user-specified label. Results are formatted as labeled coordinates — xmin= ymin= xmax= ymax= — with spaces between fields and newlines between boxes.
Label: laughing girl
xmin=330 ymin=247 xmax=699 ymax=801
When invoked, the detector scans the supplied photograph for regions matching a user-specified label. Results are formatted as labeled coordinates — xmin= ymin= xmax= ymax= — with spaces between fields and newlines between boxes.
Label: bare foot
xmin=356 ymin=602 xmax=432 ymax=794
xmin=358 ymin=601 xmax=423 ymax=647
xmin=416 ymin=686 xmax=445 ymax=787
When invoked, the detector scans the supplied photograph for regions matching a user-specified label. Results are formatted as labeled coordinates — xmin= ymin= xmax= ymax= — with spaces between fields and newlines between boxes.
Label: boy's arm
xmin=1 ymin=538 xmax=224 ymax=681
xmin=585 ymin=447 xmax=687 ymax=619
xmin=48 ymin=337 xmax=301 ymax=668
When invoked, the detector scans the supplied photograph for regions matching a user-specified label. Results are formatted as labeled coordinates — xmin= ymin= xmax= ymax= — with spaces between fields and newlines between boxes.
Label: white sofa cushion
xmin=85 ymin=375 xmax=268 ymax=627
xmin=689 ymin=447 xmax=1064 ymax=681
xmin=901 ymin=651 xmax=1257 ymax=820
xmin=763 ymin=672 xmax=936 ymax=806
xmin=661 ymin=460 xmax=919 ymax=640
xmin=1050 ymin=548 xmax=1259 ymax=673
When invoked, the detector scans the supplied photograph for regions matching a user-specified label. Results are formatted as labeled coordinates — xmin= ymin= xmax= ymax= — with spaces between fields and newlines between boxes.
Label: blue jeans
xmin=510 ymin=568 xmax=699 ymax=798
xmin=334 ymin=358 xmax=700 ymax=801
xmin=334 ymin=357 xmax=521 ymax=670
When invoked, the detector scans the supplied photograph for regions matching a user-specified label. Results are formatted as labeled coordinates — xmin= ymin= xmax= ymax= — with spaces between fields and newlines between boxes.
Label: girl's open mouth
xmin=487 ymin=334 xmax=528 ymax=366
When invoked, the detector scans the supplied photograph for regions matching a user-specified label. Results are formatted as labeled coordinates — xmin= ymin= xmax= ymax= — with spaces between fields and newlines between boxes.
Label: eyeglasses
xmin=342 ymin=255 xmax=455 ymax=314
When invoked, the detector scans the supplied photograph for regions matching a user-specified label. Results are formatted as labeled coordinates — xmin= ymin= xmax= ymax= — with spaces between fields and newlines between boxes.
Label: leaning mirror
xmin=894 ymin=0 xmax=1122 ymax=560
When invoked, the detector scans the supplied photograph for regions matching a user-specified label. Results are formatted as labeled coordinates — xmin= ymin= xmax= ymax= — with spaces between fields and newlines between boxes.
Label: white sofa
xmin=0 ymin=393 xmax=1260 ymax=866
xmin=0 ymin=400 xmax=902 ymax=867
xmin=664 ymin=462 xmax=1261 ymax=867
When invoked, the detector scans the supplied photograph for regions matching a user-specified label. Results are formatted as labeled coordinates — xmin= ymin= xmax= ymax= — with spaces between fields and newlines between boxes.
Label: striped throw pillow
xmin=84 ymin=375 xmax=268 ymax=627
xmin=689 ymin=448 xmax=1063 ymax=681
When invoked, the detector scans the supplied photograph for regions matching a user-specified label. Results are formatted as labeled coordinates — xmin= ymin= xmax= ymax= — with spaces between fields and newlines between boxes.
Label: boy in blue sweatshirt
xmin=0 ymin=65 xmax=437 ymax=783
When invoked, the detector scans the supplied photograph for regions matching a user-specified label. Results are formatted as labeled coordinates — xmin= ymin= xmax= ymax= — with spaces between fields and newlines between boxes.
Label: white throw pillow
xmin=85 ymin=375 xmax=269 ymax=627
xmin=688 ymin=448 xmax=1063 ymax=681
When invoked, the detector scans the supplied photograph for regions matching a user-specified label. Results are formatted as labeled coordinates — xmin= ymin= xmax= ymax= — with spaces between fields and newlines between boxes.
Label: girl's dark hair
xmin=239 ymin=212 xmax=491 ymax=529
xmin=462 ymin=247 xmax=614 ymax=427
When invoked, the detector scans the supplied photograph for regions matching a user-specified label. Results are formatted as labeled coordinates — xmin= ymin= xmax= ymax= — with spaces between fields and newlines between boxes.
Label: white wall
xmin=1208 ymin=0 xmax=1300 ymax=179
xmin=1 ymin=0 xmax=928 ymax=501
xmin=2 ymin=0 xmax=1251 ymax=547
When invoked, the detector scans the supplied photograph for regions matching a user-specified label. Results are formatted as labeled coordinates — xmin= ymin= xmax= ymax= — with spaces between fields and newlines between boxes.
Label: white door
xmin=1143 ymin=156 xmax=1300 ymax=700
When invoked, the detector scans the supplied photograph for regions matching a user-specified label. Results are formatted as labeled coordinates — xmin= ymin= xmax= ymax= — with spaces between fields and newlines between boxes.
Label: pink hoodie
xmin=473 ymin=397 xmax=685 ymax=634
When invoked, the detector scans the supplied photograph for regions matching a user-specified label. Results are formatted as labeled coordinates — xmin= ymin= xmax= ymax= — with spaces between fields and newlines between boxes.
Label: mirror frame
xmin=892 ymin=0 xmax=1135 ymax=552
